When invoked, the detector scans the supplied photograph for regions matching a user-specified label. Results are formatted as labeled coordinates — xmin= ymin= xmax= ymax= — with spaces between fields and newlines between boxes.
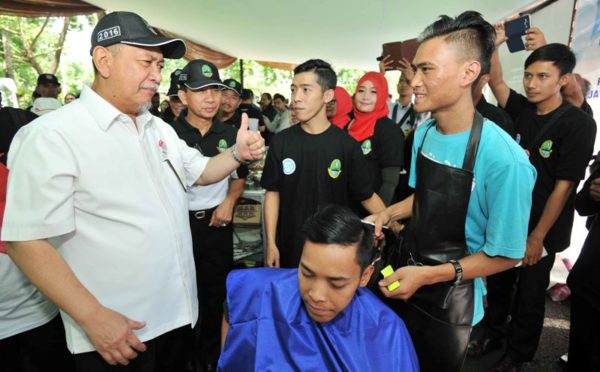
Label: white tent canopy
xmin=84 ymin=0 xmax=556 ymax=70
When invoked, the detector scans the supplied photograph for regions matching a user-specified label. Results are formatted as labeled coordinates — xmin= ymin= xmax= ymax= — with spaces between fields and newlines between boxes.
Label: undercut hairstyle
xmin=294 ymin=59 xmax=337 ymax=92
xmin=273 ymin=93 xmax=285 ymax=102
xmin=524 ymin=43 xmax=576 ymax=76
xmin=301 ymin=204 xmax=374 ymax=271
xmin=420 ymin=11 xmax=496 ymax=80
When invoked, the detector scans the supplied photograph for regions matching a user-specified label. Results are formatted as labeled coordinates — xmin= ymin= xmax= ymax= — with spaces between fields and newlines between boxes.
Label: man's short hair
xmin=301 ymin=205 xmax=374 ymax=271
xmin=293 ymin=59 xmax=337 ymax=92
xmin=524 ymin=43 xmax=576 ymax=76
xmin=241 ymin=88 xmax=254 ymax=100
xmin=273 ymin=93 xmax=285 ymax=102
xmin=419 ymin=11 xmax=496 ymax=79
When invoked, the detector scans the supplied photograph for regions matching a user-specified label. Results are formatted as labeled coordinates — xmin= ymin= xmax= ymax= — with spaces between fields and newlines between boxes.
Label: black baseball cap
xmin=90 ymin=11 xmax=186 ymax=59
xmin=37 ymin=73 xmax=60 ymax=86
xmin=167 ymin=69 xmax=183 ymax=97
xmin=178 ymin=60 xmax=226 ymax=90
xmin=222 ymin=79 xmax=242 ymax=96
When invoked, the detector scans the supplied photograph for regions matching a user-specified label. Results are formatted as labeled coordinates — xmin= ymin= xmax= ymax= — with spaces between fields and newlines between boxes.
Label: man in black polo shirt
xmin=261 ymin=59 xmax=386 ymax=268
xmin=162 ymin=69 xmax=185 ymax=123
xmin=218 ymin=78 xmax=243 ymax=128
xmin=172 ymin=59 xmax=248 ymax=371
xmin=483 ymin=26 xmax=596 ymax=370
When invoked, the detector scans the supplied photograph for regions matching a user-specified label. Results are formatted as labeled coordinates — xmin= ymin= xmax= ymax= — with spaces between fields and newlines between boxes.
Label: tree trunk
xmin=49 ymin=17 xmax=70 ymax=74
xmin=18 ymin=16 xmax=47 ymax=74
xmin=1 ymin=29 xmax=15 ymax=80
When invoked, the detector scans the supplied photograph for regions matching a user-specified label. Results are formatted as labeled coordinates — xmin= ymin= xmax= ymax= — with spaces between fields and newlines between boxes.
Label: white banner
xmin=572 ymin=0 xmax=600 ymax=128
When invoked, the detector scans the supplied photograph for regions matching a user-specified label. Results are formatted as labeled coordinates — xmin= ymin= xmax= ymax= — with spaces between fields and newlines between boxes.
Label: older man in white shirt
xmin=2 ymin=11 xmax=264 ymax=371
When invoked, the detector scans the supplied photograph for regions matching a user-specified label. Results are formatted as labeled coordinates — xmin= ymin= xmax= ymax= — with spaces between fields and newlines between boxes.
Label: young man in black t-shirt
xmin=261 ymin=59 xmax=386 ymax=268
xmin=481 ymin=27 xmax=597 ymax=371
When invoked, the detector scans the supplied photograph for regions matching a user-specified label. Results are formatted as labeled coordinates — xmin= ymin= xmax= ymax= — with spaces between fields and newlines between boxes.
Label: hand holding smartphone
xmin=505 ymin=15 xmax=531 ymax=53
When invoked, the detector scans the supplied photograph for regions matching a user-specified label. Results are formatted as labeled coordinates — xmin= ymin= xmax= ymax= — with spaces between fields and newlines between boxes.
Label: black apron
xmin=398 ymin=113 xmax=483 ymax=372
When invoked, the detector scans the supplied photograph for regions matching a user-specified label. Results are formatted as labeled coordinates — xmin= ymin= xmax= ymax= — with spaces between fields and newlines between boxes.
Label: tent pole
xmin=240 ymin=59 xmax=244 ymax=87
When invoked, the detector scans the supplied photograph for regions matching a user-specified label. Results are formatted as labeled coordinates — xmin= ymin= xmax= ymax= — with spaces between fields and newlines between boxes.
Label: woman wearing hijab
xmin=326 ymin=86 xmax=353 ymax=129
xmin=347 ymin=72 xmax=404 ymax=207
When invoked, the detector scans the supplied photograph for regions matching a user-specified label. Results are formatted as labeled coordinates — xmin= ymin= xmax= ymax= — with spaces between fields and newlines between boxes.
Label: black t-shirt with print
xmin=351 ymin=117 xmax=404 ymax=215
xmin=357 ymin=117 xmax=405 ymax=194
xmin=505 ymin=89 xmax=596 ymax=252
xmin=260 ymin=124 xmax=374 ymax=267
xmin=476 ymin=96 xmax=516 ymax=138
xmin=171 ymin=114 xmax=248 ymax=177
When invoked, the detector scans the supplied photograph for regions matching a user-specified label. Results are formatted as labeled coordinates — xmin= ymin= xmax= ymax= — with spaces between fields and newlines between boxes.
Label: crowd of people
xmin=0 ymin=7 xmax=598 ymax=372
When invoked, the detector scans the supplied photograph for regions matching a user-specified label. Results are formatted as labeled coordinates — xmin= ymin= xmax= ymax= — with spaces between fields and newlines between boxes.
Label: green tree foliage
xmin=0 ymin=14 xmax=95 ymax=107
xmin=1 ymin=13 xmax=385 ymax=108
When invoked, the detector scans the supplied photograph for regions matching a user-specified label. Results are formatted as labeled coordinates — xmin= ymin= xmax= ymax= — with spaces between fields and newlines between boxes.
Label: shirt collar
xmin=176 ymin=115 xmax=225 ymax=135
xmin=79 ymin=85 xmax=154 ymax=132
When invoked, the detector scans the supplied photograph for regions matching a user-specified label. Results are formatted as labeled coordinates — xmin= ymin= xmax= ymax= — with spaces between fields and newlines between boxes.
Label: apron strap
xmin=417 ymin=111 xmax=484 ymax=172
xmin=462 ymin=111 xmax=484 ymax=172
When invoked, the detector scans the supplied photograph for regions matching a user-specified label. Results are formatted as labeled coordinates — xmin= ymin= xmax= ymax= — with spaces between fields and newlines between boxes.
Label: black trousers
xmin=0 ymin=314 xmax=74 ymax=372
xmin=484 ymin=253 xmax=556 ymax=361
xmin=568 ymin=293 xmax=600 ymax=372
xmin=189 ymin=209 xmax=233 ymax=368
xmin=72 ymin=325 xmax=193 ymax=372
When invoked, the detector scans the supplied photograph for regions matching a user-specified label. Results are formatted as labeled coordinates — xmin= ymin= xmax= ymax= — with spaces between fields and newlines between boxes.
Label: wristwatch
xmin=449 ymin=259 xmax=463 ymax=285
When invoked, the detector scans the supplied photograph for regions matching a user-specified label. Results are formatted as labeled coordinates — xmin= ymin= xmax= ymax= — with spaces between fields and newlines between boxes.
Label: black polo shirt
xmin=505 ymin=89 xmax=596 ymax=252
xmin=221 ymin=111 xmax=242 ymax=128
xmin=261 ymin=124 xmax=374 ymax=267
xmin=171 ymin=113 xmax=249 ymax=178
xmin=238 ymin=104 xmax=264 ymax=127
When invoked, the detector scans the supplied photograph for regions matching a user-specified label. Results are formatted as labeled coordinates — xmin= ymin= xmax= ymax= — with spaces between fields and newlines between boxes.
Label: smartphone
xmin=507 ymin=36 xmax=526 ymax=53
xmin=504 ymin=15 xmax=530 ymax=53
xmin=377 ymin=41 xmax=403 ymax=70
xmin=505 ymin=15 xmax=531 ymax=38
xmin=377 ymin=39 xmax=420 ymax=70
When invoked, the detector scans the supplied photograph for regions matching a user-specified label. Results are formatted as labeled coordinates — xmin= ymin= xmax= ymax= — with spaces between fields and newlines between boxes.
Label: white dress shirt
xmin=2 ymin=85 xmax=208 ymax=353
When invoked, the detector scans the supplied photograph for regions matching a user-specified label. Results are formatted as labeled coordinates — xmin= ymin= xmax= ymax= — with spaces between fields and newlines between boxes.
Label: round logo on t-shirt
xmin=217 ymin=139 xmax=228 ymax=153
xmin=361 ymin=139 xmax=372 ymax=155
xmin=282 ymin=158 xmax=296 ymax=175
xmin=327 ymin=159 xmax=342 ymax=179
xmin=539 ymin=140 xmax=553 ymax=158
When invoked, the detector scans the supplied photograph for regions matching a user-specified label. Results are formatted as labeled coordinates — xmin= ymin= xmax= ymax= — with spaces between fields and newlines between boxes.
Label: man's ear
xmin=323 ymin=88 xmax=335 ymax=104
xmin=359 ymin=265 xmax=375 ymax=287
xmin=177 ymin=89 xmax=188 ymax=106
xmin=92 ymin=46 xmax=113 ymax=79
xmin=558 ymin=72 xmax=572 ymax=88
xmin=461 ymin=60 xmax=482 ymax=88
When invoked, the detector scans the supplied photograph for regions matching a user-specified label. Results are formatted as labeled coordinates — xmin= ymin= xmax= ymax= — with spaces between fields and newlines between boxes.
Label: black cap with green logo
xmin=178 ymin=59 xmax=226 ymax=90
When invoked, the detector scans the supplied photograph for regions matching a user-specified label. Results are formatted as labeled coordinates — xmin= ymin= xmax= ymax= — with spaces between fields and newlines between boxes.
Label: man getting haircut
xmin=218 ymin=204 xmax=418 ymax=371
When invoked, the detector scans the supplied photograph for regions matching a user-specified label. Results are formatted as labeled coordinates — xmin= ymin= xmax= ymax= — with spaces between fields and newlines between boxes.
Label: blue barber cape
xmin=218 ymin=268 xmax=419 ymax=371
